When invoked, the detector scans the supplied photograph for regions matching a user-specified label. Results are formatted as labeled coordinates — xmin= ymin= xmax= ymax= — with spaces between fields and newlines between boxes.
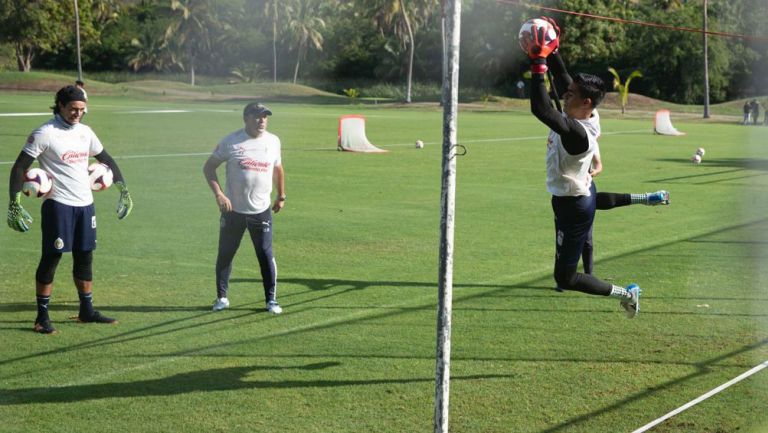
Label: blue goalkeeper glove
xmin=7 ymin=192 xmax=32 ymax=232
xmin=115 ymin=181 xmax=133 ymax=220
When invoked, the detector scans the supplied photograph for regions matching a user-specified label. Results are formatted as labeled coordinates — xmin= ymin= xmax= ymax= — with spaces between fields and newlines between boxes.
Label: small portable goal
xmin=337 ymin=115 xmax=387 ymax=153
xmin=653 ymin=109 xmax=686 ymax=136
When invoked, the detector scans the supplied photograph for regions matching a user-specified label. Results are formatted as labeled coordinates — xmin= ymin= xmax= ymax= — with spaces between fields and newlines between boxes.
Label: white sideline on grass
xmin=631 ymin=359 xmax=768 ymax=433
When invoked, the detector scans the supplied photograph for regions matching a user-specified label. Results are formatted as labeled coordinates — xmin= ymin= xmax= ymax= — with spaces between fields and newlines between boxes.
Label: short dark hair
xmin=51 ymin=85 xmax=87 ymax=114
xmin=573 ymin=73 xmax=605 ymax=108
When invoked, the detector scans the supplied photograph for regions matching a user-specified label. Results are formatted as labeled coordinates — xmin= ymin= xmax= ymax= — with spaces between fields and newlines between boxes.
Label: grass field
xmin=1 ymin=91 xmax=767 ymax=433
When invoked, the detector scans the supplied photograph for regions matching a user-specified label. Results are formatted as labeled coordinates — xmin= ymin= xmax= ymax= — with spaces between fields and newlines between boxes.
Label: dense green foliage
xmin=0 ymin=93 xmax=767 ymax=432
xmin=0 ymin=0 xmax=766 ymax=103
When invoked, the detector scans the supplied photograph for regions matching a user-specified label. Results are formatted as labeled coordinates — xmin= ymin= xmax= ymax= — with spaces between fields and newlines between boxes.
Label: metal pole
xmin=74 ymin=0 xmax=83 ymax=81
xmin=434 ymin=1 xmax=461 ymax=432
xmin=703 ymin=0 xmax=710 ymax=119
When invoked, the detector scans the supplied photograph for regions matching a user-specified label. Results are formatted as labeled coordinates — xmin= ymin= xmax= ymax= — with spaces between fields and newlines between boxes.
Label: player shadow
xmin=0 ymin=363 xmax=509 ymax=405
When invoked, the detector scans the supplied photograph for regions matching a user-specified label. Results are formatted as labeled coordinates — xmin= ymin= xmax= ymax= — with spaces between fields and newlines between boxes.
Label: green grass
xmin=0 ymin=91 xmax=767 ymax=433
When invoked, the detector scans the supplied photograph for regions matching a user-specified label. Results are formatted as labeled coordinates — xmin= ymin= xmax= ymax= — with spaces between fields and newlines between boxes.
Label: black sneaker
xmin=78 ymin=310 xmax=117 ymax=324
xmin=34 ymin=319 xmax=57 ymax=334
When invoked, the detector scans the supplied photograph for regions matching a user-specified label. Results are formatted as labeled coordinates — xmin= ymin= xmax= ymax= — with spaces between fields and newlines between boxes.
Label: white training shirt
xmin=545 ymin=110 xmax=601 ymax=197
xmin=210 ymin=129 xmax=282 ymax=214
xmin=22 ymin=115 xmax=103 ymax=206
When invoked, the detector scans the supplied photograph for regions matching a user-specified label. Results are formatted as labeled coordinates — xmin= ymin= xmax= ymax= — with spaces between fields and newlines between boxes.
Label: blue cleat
xmin=647 ymin=190 xmax=670 ymax=206
xmin=620 ymin=284 xmax=641 ymax=319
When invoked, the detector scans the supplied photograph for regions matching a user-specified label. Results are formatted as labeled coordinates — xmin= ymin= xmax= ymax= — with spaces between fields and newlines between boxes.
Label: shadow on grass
xmin=1 ymin=218 xmax=766 ymax=428
xmin=539 ymin=337 xmax=768 ymax=433
xmin=0 ymin=363 xmax=508 ymax=405
xmin=650 ymin=158 xmax=768 ymax=184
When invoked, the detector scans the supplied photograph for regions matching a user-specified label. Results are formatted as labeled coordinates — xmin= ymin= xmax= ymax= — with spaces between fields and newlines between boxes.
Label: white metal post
xmin=434 ymin=1 xmax=461 ymax=432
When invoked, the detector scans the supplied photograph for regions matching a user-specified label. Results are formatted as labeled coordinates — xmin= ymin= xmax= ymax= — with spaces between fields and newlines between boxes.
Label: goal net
xmin=653 ymin=109 xmax=686 ymax=136
xmin=337 ymin=115 xmax=387 ymax=153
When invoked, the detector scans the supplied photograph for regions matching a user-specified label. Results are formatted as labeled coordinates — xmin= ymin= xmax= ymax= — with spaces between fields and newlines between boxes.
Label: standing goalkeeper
xmin=520 ymin=18 xmax=640 ymax=317
xmin=7 ymin=85 xmax=134 ymax=334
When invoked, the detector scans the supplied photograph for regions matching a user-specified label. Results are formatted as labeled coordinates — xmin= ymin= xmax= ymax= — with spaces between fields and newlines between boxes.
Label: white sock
xmin=630 ymin=193 xmax=648 ymax=205
xmin=609 ymin=285 xmax=631 ymax=299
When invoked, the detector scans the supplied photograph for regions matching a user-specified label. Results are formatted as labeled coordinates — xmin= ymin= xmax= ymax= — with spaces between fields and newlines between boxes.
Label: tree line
xmin=0 ymin=0 xmax=766 ymax=104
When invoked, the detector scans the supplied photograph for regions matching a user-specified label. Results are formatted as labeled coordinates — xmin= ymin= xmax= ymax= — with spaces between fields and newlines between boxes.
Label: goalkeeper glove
xmin=7 ymin=192 xmax=32 ymax=232
xmin=115 ymin=181 xmax=133 ymax=220
xmin=522 ymin=20 xmax=560 ymax=73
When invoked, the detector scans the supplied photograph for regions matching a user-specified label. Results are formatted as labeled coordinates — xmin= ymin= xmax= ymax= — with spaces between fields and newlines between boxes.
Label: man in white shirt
xmin=203 ymin=102 xmax=286 ymax=314
xmin=7 ymin=85 xmax=134 ymax=334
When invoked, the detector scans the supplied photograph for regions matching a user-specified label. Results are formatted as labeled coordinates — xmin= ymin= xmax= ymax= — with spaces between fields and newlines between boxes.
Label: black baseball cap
xmin=243 ymin=102 xmax=273 ymax=117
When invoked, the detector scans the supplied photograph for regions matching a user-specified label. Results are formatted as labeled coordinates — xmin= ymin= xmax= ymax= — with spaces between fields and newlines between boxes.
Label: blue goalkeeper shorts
xmin=40 ymin=199 xmax=97 ymax=255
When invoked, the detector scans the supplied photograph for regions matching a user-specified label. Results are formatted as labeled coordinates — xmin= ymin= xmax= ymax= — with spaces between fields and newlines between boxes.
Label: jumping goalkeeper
xmin=521 ymin=18 xmax=640 ymax=318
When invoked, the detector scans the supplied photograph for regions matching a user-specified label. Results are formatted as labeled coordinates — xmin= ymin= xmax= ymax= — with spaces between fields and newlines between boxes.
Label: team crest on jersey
xmin=54 ymin=237 xmax=64 ymax=250
xmin=26 ymin=134 xmax=35 ymax=144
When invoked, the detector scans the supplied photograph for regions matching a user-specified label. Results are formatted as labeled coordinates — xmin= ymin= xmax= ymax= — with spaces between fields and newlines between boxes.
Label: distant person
xmin=516 ymin=79 xmax=525 ymax=98
xmin=743 ymin=101 xmax=751 ymax=125
xmin=203 ymin=102 xmax=286 ymax=315
xmin=75 ymin=80 xmax=88 ymax=113
xmin=751 ymin=99 xmax=760 ymax=125
xmin=7 ymin=85 xmax=134 ymax=334
xmin=521 ymin=17 xmax=640 ymax=318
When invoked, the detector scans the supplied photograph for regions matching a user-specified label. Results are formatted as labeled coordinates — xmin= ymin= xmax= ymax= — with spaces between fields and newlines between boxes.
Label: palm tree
xmin=246 ymin=0 xmax=286 ymax=83
xmin=607 ymin=67 xmax=642 ymax=114
xmin=286 ymin=0 xmax=325 ymax=84
xmin=165 ymin=0 xmax=220 ymax=86
xmin=359 ymin=0 xmax=438 ymax=103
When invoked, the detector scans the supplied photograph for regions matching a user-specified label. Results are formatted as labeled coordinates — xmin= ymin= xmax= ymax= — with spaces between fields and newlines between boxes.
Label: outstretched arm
xmin=530 ymin=73 xmax=589 ymax=155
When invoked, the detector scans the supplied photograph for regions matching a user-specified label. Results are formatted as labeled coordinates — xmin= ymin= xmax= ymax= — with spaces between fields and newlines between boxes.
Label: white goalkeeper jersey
xmin=545 ymin=110 xmax=601 ymax=197
xmin=211 ymin=129 xmax=282 ymax=214
xmin=22 ymin=115 xmax=103 ymax=207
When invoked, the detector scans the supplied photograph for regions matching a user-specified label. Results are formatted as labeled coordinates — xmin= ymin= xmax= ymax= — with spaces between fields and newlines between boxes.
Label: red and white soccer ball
xmin=22 ymin=168 xmax=53 ymax=198
xmin=518 ymin=18 xmax=558 ymax=54
xmin=88 ymin=163 xmax=113 ymax=191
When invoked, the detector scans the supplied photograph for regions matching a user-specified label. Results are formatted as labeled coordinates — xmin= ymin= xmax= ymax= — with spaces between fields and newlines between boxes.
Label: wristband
xmin=531 ymin=58 xmax=548 ymax=74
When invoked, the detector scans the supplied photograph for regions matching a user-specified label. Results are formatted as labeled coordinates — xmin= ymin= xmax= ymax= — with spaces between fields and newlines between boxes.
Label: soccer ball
xmin=518 ymin=18 xmax=558 ymax=54
xmin=88 ymin=163 xmax=114 ymax=191
xmin=415 ymin=140 xmax=424 ymax=149
xmin=22 ymin=168 xmax=53 ymax=197
xmin=696 ymin=147 xmax=705 ymax=156
xmin=691 ymin=154 xmax=702 ymax=164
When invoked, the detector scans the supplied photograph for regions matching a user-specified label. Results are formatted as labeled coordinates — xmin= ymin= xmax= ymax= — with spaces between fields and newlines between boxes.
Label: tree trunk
xmin=15 ymin=44 xmax=33 ymax=72
xmin=272 ymin=1 xmax=278 ymax=83
xmin=189 ymin=49 xmax=196 ymax=86
xmin=292 ymin=41 xmax=303 ymax=84
xmin=400 ymin=0 xmax=414 ymax=104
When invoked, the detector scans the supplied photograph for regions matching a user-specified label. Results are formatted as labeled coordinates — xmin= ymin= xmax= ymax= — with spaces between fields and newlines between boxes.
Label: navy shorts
xmin=551 ymin=183 xmax=596 ymax=267
xmin=41 ymin=199 xmax=97 ymax=255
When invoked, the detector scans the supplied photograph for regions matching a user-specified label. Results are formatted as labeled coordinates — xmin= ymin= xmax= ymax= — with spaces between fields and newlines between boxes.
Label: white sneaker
xmin=620 ymin=284 xmax=641 ymax=319
xmin=212 ymin=297 xmax=230 ymax=312
xmin=266 ymin=301 xmax=282 ymax=315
